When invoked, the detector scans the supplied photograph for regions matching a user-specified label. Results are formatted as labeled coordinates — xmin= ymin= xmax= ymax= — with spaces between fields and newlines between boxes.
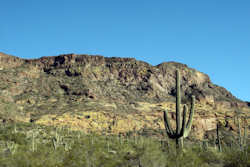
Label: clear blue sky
xmin=1 ymin=0 xmax=249 ymax=102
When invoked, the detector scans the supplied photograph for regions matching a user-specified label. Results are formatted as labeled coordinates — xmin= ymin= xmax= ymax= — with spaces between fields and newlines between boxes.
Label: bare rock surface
xmin=0 ymin=52 xmax=249 ymax=140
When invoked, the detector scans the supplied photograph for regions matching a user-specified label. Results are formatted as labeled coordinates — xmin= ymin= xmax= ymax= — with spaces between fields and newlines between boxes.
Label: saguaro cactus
xmin=216 ymin=123 xmax=222 ymax=152
xmin=237 ymin=116 xmax=248 ymax=151
xmin=243 ymin=125 xmax=247 ymax=147
xmin=163 ymin=70 xmax=195 ymax=149
xmin=237 ymin=116 xmax=242 ymax=149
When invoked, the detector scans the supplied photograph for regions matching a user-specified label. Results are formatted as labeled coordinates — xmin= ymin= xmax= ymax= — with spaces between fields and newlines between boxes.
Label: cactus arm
xmin=176 ymin=70 xmax=181 ymax=135
xmin=179 ymin=105 xmax=187 ymax=137
xmin=243 ymin=125 xmax=247 ymax=146
xmin=163 ymin=110 xmax=175 ymax=138
xmin=184 ymin=95 xmax=195 ymax=138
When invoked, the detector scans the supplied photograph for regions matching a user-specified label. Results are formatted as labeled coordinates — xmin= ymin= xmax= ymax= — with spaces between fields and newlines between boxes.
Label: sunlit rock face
xmin=0 ymin=52 xmax=249 ymax=140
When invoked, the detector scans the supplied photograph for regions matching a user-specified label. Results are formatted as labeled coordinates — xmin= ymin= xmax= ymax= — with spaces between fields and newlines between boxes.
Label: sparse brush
xmin=0 ymin=122 xmax=248 ymax=167
xmin=52 ymin=127 xmax=63 ymax=150
xmin=6 ymin=141 xmax=17 ymax=155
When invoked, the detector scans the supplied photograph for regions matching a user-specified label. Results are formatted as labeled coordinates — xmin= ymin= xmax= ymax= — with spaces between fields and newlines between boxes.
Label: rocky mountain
xmin=0 ymin=52 xmax=249 ymax=140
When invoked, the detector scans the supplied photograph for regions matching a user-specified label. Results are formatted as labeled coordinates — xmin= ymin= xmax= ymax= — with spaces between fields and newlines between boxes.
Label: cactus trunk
xmin=176 ymin=70 xmax=181 ymax=136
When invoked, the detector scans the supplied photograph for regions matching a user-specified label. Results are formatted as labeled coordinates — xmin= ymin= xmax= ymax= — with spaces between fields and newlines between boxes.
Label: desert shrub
xmin=223 ymin=145 xmax=249 ymax=167
xmin=0 ymin=122 xmax=248 ymax=167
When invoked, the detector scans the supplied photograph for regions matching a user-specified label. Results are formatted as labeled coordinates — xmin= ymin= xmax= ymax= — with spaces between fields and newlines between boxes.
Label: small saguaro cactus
xmin=216 ymin=123 xmax=222 ymax=152
xmin=237 ymin=116 xmax=248 ymax=151
xmin=163 ymin=70 xmax=195 ymax=149
xmin=237 ymin=116 xmax=242 ymax=149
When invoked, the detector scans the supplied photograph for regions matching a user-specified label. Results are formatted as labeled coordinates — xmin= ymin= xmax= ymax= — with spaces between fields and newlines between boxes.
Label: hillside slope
xmin=0 ymin=52 xmax=249 ymax=140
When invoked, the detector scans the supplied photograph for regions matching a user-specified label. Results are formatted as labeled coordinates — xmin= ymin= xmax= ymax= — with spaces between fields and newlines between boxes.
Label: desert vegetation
xmin=0 ymin=70 xmax=248 ymax=167
xmin=0 ymin=54 xmax=249 ymax=166
xmin=0 ymin=121 xmax=248 ymax=167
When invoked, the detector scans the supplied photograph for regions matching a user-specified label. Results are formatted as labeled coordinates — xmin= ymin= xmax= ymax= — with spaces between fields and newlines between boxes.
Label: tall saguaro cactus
xmin=163 ymin=70 xmax=195 ymax=149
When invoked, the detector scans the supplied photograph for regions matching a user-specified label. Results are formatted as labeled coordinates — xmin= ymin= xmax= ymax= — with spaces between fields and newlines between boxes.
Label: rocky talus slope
xmin=0 ymin=52 xmax=249 ymax=140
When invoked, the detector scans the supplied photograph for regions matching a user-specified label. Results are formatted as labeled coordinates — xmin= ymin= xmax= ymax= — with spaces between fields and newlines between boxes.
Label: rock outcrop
xmin=0 ymin=52 xmax=249 ymax=140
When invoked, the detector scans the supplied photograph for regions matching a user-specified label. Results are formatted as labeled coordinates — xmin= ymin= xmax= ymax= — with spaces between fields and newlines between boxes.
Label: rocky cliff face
xmin=0 ymin=52 xmax=249 ymax=140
